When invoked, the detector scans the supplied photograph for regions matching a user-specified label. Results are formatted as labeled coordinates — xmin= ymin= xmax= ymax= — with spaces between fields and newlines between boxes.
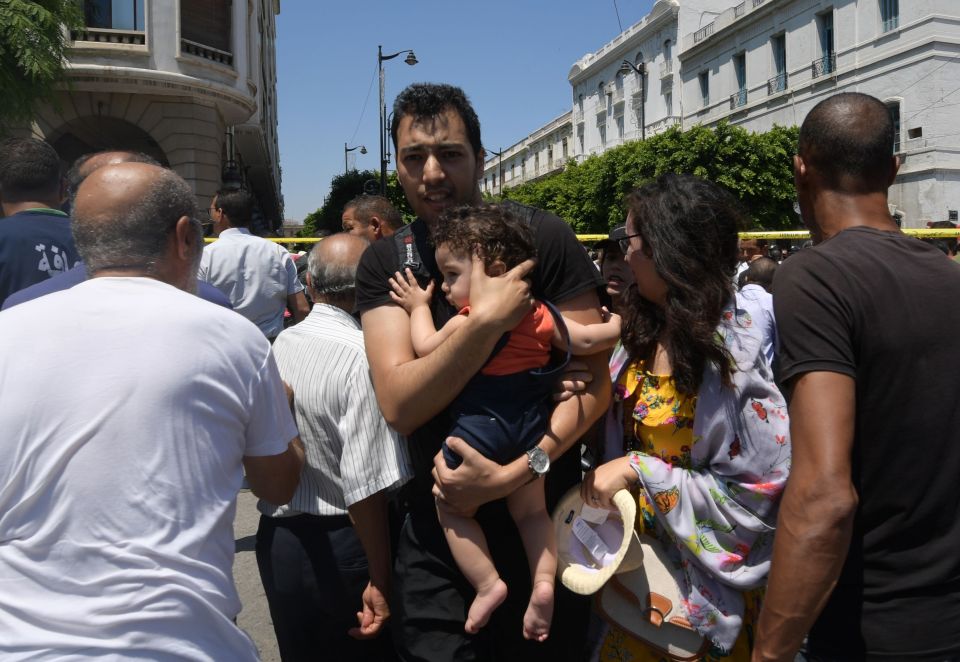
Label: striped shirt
xmin=259 ymin=303 xmax=411 ymax=517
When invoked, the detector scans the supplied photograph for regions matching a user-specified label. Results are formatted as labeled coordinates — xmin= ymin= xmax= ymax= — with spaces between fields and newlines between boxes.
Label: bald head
xmin=306 ymin=233 xmax=368 ymax=308
xmin=72 ymin=162 xmax=199 ymax=276
xmin=66 ymin=150 xmax=160 ymax=203
xmin=798 ymin=92 xmax=896 ymax=192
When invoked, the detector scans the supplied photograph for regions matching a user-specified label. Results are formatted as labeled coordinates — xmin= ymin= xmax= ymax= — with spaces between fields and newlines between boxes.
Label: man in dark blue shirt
xmin=2 ymin=149 xmax=231 ymax=311
xmin=0 ymin=138 xmax=79 ymax=307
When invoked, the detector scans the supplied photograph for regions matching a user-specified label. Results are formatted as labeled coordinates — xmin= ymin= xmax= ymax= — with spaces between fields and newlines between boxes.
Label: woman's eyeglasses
xmin=618 ymin=232 xmax=644 ymax=253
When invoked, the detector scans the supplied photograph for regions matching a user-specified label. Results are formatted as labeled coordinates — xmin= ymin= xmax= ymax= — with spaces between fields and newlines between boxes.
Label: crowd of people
xmin=1 ymin=84 xmax=958 ymax=662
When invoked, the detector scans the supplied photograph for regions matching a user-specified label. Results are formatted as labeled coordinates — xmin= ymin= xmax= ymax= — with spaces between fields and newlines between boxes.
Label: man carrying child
xmin=355 ymin=83 xmax=611 ymax=660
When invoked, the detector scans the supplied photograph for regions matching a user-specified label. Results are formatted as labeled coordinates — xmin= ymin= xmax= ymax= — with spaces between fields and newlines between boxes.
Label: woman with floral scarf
xmin=582 ymin=174 xmax=791 ymax=661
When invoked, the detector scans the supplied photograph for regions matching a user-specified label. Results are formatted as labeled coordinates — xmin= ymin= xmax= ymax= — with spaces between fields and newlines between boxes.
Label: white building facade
xmin=678 ymin=0 xmax=959 ymax=226
xmin=484 ymin=0 xmax=958 ymax=225
xmin=481 ymin=112 xmax=573 ymax=196
xmin=18 ymin=0 xmax=283 ymax=231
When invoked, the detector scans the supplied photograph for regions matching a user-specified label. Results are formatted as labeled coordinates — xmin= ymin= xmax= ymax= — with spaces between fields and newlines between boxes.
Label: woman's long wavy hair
xmin=620 ymin=174 xmax=745 ymax=395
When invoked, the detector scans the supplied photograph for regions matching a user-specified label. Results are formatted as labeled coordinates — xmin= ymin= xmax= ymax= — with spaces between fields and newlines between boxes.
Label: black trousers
xmin=255 ymin=513 xmax=394 ymax=662
xmin=391 ymin=497 xmax=591 ymax=661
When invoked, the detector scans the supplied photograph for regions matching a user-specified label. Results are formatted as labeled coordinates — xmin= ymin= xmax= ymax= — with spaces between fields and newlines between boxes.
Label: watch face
xmin=528 ymin=447 xmax=550 ymax=474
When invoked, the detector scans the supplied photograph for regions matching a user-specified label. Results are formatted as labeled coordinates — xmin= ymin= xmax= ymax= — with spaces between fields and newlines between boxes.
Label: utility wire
xmin=613 ymin=0 xmax=623 ymax=32
xmin=349 ymin=62 xmax=377 ymax=145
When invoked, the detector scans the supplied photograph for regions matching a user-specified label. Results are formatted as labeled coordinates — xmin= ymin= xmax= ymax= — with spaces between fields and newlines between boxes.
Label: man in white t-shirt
xmin=0 ymin=162 xmax=304 ymax=660
xmin=198 ymin=188 xmax=309 ymax=339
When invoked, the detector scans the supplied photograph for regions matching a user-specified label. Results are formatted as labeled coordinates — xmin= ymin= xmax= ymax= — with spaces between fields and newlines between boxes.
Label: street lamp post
xmin=618 ymin=60 xmax=646 ymax=141
xmin=487 ymin=147 xmax=504 ymax=196
xmin=378 ymin=45 xmax=418 ymax=195
xmin=344 ymin=143 xmax=366 ymax=173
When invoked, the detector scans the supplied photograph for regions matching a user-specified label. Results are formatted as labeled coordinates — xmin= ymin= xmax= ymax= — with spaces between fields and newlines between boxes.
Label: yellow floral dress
xmin=596 ymin=360 xmax=763 ymax=662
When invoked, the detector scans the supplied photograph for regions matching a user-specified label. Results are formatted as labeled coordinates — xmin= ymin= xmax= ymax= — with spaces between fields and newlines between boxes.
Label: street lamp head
xmin=359 ymin=146 xmax=367 ymax=155
xmin=618 ymin=61 xmax=633 ymax=76
xmin=404 ymin=51 xmax=418 ymax=66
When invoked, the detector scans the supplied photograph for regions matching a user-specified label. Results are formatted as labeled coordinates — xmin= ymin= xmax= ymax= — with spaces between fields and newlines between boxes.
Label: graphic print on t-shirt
xmin=35 ymin=242 xmax=72 ymax=277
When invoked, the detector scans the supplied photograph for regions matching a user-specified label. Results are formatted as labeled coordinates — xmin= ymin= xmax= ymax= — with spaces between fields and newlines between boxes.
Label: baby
xmin=389 ymin=204 xmax=620 ymax=641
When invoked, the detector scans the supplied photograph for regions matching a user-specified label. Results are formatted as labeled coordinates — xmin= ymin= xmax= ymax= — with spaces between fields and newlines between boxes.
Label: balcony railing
xmin=811 ymin=52 xmax=836 ymax=78
xmin=752 ymin=0 xmax=765 ymax=7
xmin=596 ymin=109 xmax=607 ymax=127
xmin=181 ymin=38 xmax=233 ymax=66
xmin=882 ymin=16 xmax=899 ymax=32
xmin=730 ymin=88 xmax=748 ymax=108
xmin=574 ymin=108 xmax=584 ymax=123
xmin=610 ymin=87 xmax=625 ymax=103
xmin=659 ymin=60 xmax=673 ymax=79
xmin=71 ymin=27 xmax=145 ymax=45
xmin=734 ymin=2 xmax=745 ymax=17
xmin=693 ymin=23 xmax=715 ymax=44
xmin=767 ymin=72 xmax=788 ymax=95
xmin=646 ymin=115 xmax=681 ymax=135
xmin=701 ymin=94 xmax=710 ymax=108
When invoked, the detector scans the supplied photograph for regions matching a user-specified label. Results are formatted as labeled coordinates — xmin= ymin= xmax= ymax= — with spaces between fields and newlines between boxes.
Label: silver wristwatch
xmin=526 ymin=446 xmax=550 ymax=479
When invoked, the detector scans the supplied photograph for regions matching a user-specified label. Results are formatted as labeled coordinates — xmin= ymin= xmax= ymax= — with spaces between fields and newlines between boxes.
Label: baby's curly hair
xmin=432 ymin=203 xmax=536 ymax=271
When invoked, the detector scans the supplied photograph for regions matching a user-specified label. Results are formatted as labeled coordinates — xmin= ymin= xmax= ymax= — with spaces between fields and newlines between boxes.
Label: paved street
xmin=233 ymin=490 xmax=280 ymax=662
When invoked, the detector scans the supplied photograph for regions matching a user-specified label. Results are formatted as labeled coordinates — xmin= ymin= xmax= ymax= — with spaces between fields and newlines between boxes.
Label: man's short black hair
xmin=344 ymin=194 xmax=402 ymax=230
xmin=214 ymin=188 xmax=253 ymax=228
xmin=390 ymin=83 xmax=482 ymax=157
xmin=0 ymin=138 xmax=62 ymax=203
xmin=798 ymin=92 xmax=896 ymax=192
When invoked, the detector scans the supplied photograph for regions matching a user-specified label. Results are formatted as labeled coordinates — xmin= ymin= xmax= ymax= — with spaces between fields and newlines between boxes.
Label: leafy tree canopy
xmin=496 ymin=122 xmax=800 ymax=233
xmin=0 ymin=0 xmax=82 ymax=134
xmin=301 ymin=169 xmax=414 ymax=237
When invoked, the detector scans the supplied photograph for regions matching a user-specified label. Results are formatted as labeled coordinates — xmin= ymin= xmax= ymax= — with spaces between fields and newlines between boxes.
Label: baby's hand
xmin=601 ymin=306 xmax=622 ymax=334
xmin=389 ymin=268 xmax=433 ymax=313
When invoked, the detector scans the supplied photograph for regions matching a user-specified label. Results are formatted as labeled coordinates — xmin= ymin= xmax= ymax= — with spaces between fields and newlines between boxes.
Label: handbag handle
xmin=609 ymin=578 xmax=674 ymax=628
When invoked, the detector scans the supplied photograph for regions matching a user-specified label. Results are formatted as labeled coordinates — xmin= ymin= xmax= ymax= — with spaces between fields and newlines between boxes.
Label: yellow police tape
xmin=205 ymin=229 xmax=960 ymax=245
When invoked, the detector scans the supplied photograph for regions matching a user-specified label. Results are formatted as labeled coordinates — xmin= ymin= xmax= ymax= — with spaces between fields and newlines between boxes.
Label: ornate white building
xmin=678 ymin=0 xmax=959 ymax=226
xmin=18 ymin=0 xmax=283 ymax=231
xmin=484 ymin=0 xmax=959 ymax=226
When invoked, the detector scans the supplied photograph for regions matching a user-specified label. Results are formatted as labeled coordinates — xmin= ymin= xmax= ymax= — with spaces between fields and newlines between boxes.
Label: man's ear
xmin=793 ymin=154 xmax=806 ymax=179
xmin=174 ymin=215 xmax=197 ymax=260
xmin=370 ymin=217 xmax=383 ymax=239
xmin=889 ymin=155 xmax=901 ymax=186
xmin=305 ymin=271 xmax=313 ymax=291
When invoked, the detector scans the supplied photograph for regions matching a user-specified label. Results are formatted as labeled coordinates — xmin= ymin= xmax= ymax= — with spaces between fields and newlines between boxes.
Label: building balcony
xmin=646 ymin=115 xmax=681 ymax=135
xmin=767 ymin=72 xmax=788 ymax=95
xmin=730 ymin=89 xmax=748 ymax=108
xmin=71 ymin=26 xmax=145 ymax=45
xmin=574 ymin=108 xmax=584 ymax=122
xmin=811 ymin=52 xmax=837 ymax=79
xmin=610 ymin=87 xmax=625 ymax=104
xmin=659 ymin=60 xmax=673 ymax=80
xmin=734 ymin=2 xmax=746 ymax=17
xmin=596 ymin=109 xmax=607 ymax=127
xmin=181 ymin=38 xmax=233 ymax=67
xmin=693 ymin=23 xmax=715 ymax=44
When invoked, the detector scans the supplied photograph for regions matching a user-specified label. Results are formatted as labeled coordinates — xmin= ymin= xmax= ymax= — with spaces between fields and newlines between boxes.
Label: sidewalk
xmin=233 ymin=489 xmax=280 ymax=662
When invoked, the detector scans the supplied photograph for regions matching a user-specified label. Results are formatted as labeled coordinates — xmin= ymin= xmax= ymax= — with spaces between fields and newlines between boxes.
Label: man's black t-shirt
xmin=355 ymin=206 xmax=604 ymax=506
xmin=775 ymin=227 xmax=960 ymax=659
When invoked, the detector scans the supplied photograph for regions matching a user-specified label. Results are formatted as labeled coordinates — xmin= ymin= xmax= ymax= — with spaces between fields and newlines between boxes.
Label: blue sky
xmin=276 ymin=1 xmax=655 ymax=221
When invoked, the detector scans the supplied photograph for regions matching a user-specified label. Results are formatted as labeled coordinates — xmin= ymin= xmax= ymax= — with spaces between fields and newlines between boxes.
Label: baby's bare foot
xmin=465 ymin=578 xmax=508 ymax=634
xmin=522 ymin=580 xmax=554 ymax=642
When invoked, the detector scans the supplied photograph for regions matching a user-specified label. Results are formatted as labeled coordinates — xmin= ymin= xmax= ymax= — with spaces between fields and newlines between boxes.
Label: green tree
xmin=301 ymin=169 xmax=414 ymax=237
xmin=0 ymin=0 xmax=82 ymax=133
xmin=503 ymin=122 xmax=799 ymax=233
